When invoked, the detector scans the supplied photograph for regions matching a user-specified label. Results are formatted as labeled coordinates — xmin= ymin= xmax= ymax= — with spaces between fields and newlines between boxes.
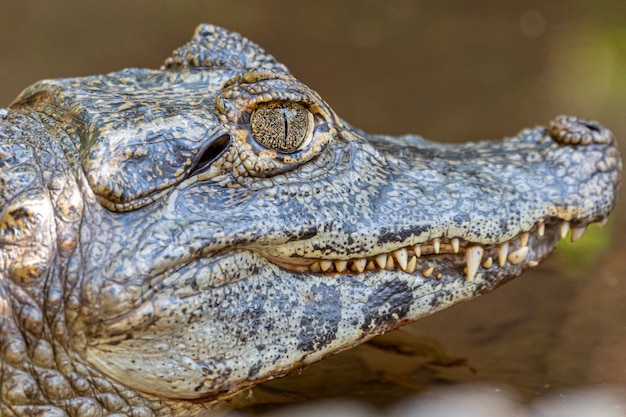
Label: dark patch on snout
xmin=247 ymin=360 xmax=263 ymax=378
xmin=297 ymin=282 xmax=341 ymax=353
xmin=360 ymin=280 xmax=411 ymax=332
xmin=378 ymin=225 xmax=428 ymax=246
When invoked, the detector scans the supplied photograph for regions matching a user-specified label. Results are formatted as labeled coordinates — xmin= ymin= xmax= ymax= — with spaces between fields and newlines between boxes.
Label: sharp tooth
xmin=507 ymin=246 xmax=529 ymax=265
xmin=320 ymin=260 xmax=333 ymax=272
xmin=352 ymin=259 xmax=367 ymax=273
xmin=310 ymin=262 xmax=321 ymax=272
xmin=421 ymin=266 xmax=434 ymax=278
xmin=334 ymin=260 xmax=348 ymax=273
xmin=433 ymin=238 xmax=441 ymax=254
xmin=375 ymin=254 xmax=387 ymax=269
xmin=482 ymin=257 xmax=493 ymax=269
xmin=570 ymin=225 xmax=587 ymax=242
xmin=366 ymin=261 xmax=376 ymax=271
xmin=451 ymin=238 xmax=460 ymax=253
xmin=393 ymin=248 xmax=408 ymax=271
xmin=537 ymin=222 xmax=545 ymax=237
xmin=413 ymin=244 xmax=421 ymax=257
xmin=406 ymin=256 xmax=417 ymax=273
xmin=435 ymin=273 xmax=442 ymax=280
xmin=520 ymin=232 xmax=529 ymax=247
xmin=528 ymin=260 xmax=539 ymax=267
xmin=385 ymin=256 xmax=395 ymax=271
xmin=599 ymin=218 xmax=608 ymax=227
xmin=465 ymin=246 xmax=483 ymax=282
xmin=497 ymin=242 xmax=509 ymax=267
xmin=559 ymin=221 xmax=570 ymax=239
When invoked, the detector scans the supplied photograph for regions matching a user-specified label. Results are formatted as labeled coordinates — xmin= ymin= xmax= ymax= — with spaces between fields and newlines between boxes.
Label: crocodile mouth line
xmin=266 ymin=219 xmax=601 ymax=281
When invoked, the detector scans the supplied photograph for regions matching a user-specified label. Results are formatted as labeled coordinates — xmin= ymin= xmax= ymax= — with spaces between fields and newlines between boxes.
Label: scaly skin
xmin=0 ymin=25 xmax=621 ymax=416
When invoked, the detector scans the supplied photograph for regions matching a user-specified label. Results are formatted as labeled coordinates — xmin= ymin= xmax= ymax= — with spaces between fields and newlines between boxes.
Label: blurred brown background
xmin=1 ymin=0 xmax=624 ymax=412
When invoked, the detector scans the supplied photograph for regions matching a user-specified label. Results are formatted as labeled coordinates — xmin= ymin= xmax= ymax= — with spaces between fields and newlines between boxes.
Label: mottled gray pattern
xmin=0 ymin=24 xmax=622 ymax=416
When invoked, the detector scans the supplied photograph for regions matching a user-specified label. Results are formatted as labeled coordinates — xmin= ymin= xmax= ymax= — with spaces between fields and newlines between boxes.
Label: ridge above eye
xmin=250 ymin=101 xmax=313 ymax=153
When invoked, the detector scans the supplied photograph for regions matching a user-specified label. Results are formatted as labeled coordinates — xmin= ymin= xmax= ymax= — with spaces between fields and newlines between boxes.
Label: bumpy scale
xmin=0 ymin=24 xmax=622 ymax=417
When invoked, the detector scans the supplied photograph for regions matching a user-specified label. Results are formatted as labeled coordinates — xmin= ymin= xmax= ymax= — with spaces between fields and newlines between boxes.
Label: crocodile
xmin=0 ymin=24 xmax=621 ymax=417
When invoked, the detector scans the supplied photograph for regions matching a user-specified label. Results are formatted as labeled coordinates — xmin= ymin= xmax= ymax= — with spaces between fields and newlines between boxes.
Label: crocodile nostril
xmin=581 ymin=120 xmax=601 ymax=133
xmin=549 ymin=115 xmax=614 ymax=146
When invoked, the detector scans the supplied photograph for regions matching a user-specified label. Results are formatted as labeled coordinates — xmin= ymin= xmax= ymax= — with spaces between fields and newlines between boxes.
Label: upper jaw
xmin=264 ymin=218 xmax=596 ymax=283
xmin=103 ymin=116 xmax=620 ymax=293
xmin=258 ymin=116 xmax=621 ymax=282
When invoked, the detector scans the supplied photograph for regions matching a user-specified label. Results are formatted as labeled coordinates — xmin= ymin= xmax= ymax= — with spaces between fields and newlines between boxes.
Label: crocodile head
xmin=0 ymin=25 xmax=621 ymax=415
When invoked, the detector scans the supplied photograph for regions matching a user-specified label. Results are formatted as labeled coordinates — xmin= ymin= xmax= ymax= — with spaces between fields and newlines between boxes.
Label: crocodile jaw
xmin=266 ymin=218 xmax=575 ymax=280
xmin=82 ymin=220 xmax=572 ymax=400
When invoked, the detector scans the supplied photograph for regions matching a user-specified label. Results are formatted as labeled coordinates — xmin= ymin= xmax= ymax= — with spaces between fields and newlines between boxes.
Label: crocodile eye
xmin=250 ymin=102 xmax=313 ymax=153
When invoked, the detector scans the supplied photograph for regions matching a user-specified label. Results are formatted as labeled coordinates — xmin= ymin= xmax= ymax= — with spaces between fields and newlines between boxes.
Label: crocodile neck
xmin=0 ymin=110 xmax=181 ymax=416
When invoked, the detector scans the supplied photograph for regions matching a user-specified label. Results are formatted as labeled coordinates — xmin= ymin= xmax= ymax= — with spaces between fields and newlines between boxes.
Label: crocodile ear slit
xmin=190 ymin=134 xmax=231 ymax=176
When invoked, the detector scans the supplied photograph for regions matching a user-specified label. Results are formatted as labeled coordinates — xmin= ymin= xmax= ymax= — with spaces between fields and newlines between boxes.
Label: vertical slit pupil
xmin=283 ymin=112 xmax=289 ymax=140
